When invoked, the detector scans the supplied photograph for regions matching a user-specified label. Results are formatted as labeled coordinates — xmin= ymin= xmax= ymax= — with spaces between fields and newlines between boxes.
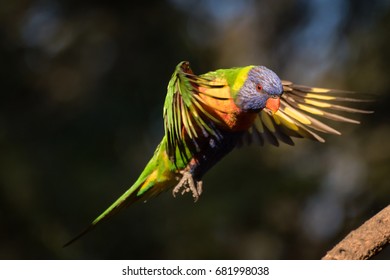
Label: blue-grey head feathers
xmin=236 ymin=66 xmax=283 ymax=112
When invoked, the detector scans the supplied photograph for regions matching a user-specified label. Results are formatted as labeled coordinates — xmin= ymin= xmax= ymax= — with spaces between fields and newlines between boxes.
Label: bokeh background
xmin=1 ymin=0 xmax=390 ymax=259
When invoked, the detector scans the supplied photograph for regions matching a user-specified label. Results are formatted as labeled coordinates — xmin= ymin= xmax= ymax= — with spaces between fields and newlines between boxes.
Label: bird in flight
xmin=64 ymin=61 xmax=371 ymax=246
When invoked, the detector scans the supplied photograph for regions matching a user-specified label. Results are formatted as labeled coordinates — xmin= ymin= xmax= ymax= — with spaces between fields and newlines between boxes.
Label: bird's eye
xmin=256 ymin=83 xmax=263 ymax=92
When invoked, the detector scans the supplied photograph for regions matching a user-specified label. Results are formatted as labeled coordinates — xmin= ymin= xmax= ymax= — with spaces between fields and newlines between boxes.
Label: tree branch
xmin=322 ymin=205 xmax=390 ymax=260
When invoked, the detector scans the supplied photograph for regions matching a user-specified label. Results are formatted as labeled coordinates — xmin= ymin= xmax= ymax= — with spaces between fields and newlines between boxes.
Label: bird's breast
xmin=198 ymin=80 xmax=257 ymax=132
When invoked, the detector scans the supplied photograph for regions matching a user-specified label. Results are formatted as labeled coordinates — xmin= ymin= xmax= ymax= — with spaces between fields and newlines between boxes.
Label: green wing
xmin=163 ymin=61 xmax=227 ymax=166
xmin=243 ymin=81 xmax=373 ymax=146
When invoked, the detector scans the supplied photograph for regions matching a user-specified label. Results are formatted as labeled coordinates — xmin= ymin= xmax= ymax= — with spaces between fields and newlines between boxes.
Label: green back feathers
xmin=201 ymin=65 xmax=254 ymax=99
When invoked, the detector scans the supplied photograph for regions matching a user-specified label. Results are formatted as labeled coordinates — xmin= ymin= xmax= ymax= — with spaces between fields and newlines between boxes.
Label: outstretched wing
xmin=243 ymin=81 xmax=373 ymax=146
xmin=163 ymin=61 xmax=227 ymax=166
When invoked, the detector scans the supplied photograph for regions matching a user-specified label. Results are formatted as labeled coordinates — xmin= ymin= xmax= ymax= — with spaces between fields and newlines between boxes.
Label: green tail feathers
xmin=63 ymin=138 xmax=178 ymax=247
xmin=63 ymin=176 xmax=145 ymax=247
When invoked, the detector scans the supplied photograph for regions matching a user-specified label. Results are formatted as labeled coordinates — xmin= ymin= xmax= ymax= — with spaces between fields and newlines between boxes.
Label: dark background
xmin=1 ymin=0 xmax=390 ymax=259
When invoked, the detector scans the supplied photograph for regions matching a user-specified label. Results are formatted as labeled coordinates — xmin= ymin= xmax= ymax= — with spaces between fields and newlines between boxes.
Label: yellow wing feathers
xmin=245 ymin=81 xmax=372 ymax=146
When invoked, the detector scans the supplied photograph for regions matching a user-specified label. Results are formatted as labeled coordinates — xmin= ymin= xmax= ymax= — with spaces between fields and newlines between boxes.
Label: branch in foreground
xmin=322 ymin=205 xmax=390 ymax=260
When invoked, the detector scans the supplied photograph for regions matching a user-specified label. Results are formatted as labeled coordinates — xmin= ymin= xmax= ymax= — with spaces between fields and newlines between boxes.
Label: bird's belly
xmin=187 ymin=131 xmax=242 ymax=181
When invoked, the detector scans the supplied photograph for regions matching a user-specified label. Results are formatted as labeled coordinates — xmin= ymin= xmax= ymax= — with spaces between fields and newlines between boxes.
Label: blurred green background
xmin=1 ymin=0 xmax=390 ymax=259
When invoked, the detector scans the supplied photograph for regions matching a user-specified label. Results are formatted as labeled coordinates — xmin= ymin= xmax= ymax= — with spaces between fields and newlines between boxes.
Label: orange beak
xmin=265 ymin=97 xmax=280 ymax=114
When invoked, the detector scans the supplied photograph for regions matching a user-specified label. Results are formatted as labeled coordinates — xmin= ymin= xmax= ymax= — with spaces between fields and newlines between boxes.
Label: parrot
xmin=64 ymin=61 xmax=371 ymax=247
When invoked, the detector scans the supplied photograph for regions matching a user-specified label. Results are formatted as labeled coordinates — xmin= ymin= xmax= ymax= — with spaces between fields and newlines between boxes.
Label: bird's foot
xmin=172 ymin=171 xmax=203 ymax=202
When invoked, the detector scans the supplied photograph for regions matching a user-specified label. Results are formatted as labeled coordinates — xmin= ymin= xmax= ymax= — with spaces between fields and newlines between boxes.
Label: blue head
xmin=236 ymin=66 xmax=283 ymax=113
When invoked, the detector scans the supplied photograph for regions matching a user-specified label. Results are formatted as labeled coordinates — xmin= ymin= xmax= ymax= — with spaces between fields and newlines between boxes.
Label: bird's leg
xmin=172 ymin=170 xmax=203 ymax=202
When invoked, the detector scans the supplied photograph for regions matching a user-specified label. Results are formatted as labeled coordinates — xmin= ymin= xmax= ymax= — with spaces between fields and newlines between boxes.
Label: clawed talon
xmin=172 ymin=171 xmax=203 ymax=202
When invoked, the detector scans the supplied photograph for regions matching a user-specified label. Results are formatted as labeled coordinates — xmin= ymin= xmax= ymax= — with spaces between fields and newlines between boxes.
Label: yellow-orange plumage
xmin=198 ymin=78 xmax=258 ymax=132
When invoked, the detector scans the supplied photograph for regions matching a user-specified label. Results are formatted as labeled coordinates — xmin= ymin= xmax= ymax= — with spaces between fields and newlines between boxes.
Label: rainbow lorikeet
xmin=64 ymin=61 xmax=371 ymax=246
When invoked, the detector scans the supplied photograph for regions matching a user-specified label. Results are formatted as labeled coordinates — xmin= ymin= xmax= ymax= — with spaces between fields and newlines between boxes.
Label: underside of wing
xmin=243 ymin=81 xmax=373 ymax=146
xmin=163 ymin=61 xmax=229 ymax=166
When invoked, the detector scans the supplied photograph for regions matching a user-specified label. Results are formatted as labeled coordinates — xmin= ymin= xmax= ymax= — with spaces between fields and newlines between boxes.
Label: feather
xmin=246 ymin=81 xmax=372 ymax=146
xmin=163 ymin=61 xmax=226 ymax=166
